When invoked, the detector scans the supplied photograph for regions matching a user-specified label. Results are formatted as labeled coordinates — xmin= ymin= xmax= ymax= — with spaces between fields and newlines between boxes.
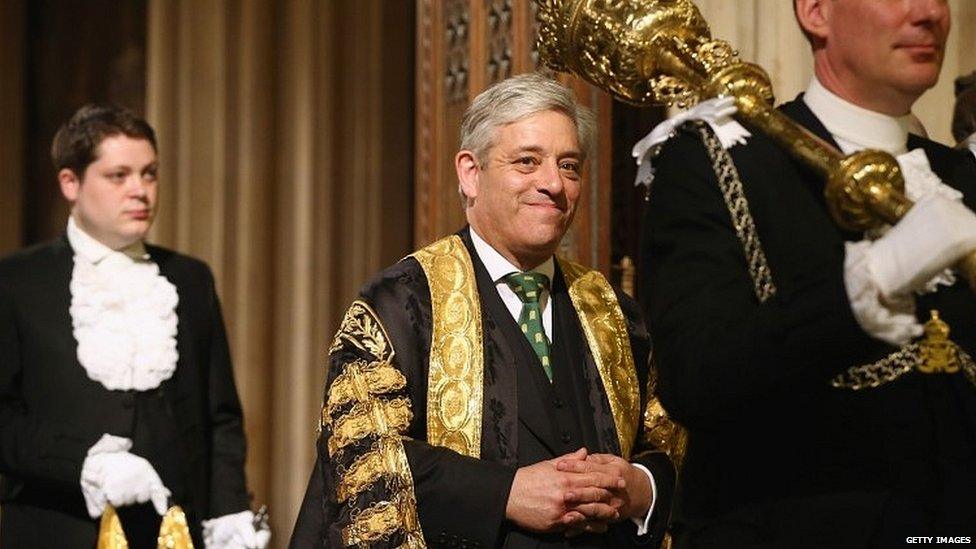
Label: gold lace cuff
xmin=341 ymin=495 xmax=421 ymax=547
xmin=329 ymin=398 xmax=413 ymax=457
xmin=326 ymin=360 xmax=407 ymax=423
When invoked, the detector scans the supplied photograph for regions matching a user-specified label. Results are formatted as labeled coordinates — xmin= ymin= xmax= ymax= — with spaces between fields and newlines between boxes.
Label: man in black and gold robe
xmin=290 ymin=73 xmax=677 ymax=548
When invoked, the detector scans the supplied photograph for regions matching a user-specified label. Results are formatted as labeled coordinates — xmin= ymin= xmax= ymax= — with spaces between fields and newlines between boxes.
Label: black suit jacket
xmin=290 ymin=228 xmax=675 ymax=548
xmin=643 ymin=96 xmax=976 ymax=547
xmin=0 ymin=236 xmax=250 ymax=548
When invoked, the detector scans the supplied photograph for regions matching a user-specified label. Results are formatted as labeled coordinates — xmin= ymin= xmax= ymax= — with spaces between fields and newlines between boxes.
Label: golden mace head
xmin=537 ymin=0 xmax=915 ymax=239
xmin=536 ymin=0 xmax=771 ymax=108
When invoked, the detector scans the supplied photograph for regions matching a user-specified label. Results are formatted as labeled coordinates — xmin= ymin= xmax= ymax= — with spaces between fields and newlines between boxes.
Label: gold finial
xmin=919 ymin=310 xmax=959 ymax=374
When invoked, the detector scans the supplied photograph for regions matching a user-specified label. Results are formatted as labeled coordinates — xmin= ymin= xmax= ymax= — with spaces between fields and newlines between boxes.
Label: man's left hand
xmin=555 ymin=453 xmax=652 ymax=520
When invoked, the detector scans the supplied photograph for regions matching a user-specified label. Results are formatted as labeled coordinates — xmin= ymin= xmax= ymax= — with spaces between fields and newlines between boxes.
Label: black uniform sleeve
xmin=642 ymin=129 xmax=874 ymax=429
xmin=201 ymin=266 xmax=251 ymax=517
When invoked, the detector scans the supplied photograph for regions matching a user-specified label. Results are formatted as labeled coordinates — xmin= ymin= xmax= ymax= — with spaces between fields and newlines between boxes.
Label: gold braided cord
xmin=692 ymin=121 xmax=777 ymax=303
xmin=558 ymin=258 xmax=640 ymax=459
xmin=410 ymin=235 xmax=485 ymax=458
xmin=831 ymin=342 xmax=976 ymax=391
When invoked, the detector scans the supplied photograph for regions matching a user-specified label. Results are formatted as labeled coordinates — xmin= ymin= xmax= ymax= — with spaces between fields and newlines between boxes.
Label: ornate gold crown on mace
xmin=536 ymin=0 xmax=976 ymax=290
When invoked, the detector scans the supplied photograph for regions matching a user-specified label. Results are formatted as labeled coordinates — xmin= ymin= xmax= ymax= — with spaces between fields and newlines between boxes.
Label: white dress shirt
xmin=469 ymin=228 xmax=555 ymax=340
xmin=803 ymin=77 xmax=918 ymax=155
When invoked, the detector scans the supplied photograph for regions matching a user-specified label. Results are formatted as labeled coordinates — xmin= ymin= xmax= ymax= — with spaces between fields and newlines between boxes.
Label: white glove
xmin=865 ymin=193 xmax=976 ymax=299
xmin=845 ymin=240 xmax=923 ymax=346
xmin=80 ymin=433 xmax=171 ymax=518
xmin=202 ymin=510 xmax=271 ymax=549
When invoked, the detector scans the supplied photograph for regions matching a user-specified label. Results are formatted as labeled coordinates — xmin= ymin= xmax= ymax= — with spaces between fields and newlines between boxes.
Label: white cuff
xmin=844 ymin=240 xmax=923 ymax=346
xmin=897 ymin=148 xmax=963 ymax=203
xmin=629 ymin=463 xmax=657 ymax=536
xmin=202 ymin=510 xmax=271 ymax=549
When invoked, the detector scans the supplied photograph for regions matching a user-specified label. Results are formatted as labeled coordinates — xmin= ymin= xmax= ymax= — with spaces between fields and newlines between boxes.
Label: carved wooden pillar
xmin=0 ymin=0 xmax=25 ymax=254
xmin=415 ymin=0 xmax=613 ymax=273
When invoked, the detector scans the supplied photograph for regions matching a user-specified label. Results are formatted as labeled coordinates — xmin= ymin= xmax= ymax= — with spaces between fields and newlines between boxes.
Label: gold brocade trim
xmin=97 ymin=505 xmax=194 ymax=549
xmin=330 ymin=301 xmax=393 ymax=362
xmin=558 ymin=258 xmax=640 ymax=459
xmin=693 ymin=121 xmax=777 ymax=303
xmin=329 ymin=397 xmax=413 ymax=456
xmin=326 ymin=360 xmax=408 ymax=423
xmin=410 ymin=235 xmax=484 ymax=458
xmin=337 ymin=436 xmax=412 ymax=503
xmin=641 ymin=366 xmax=688 ymax=468
xmin=341 ymin=495 xmax=424 ymax=548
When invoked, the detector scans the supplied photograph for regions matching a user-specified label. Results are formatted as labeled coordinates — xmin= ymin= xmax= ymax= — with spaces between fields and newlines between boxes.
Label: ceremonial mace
xmin=535 ymin=0 xmax=976 ymax=291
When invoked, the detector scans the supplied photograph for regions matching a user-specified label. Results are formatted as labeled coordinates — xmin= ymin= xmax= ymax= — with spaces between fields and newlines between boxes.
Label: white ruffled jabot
xmin=67 ymin=218 xmax=179 ymax=391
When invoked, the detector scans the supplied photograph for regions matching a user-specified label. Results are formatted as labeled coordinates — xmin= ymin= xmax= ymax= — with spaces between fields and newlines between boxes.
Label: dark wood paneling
xmin=611 ymin=101 xmax=665 ymax=295
xmin=23 ymin=0 xmax=147 ymax=245
xmin=414 ymin=0 xmax=616 ymax=269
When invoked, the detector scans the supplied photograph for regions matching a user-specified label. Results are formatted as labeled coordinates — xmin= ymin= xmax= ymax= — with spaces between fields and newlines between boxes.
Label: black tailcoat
xmin=290 ymin=229 xmax=676 ymax=548
xmin=643 ymin=96 xmax=976 ymax=547
xmin=0 ymin=236 xmax=250 ymax=548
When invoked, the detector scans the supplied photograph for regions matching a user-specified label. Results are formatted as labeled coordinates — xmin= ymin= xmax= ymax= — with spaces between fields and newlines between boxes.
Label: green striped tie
xmin=505 ymin=272 xmax=552 ymax=382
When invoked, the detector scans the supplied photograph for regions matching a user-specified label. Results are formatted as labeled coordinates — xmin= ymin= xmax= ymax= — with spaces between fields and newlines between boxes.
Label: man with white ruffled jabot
xmin=637 ymin=0 xmax=976 ymax=547
xmin=0 ymin=104 xmax=269 ymax=549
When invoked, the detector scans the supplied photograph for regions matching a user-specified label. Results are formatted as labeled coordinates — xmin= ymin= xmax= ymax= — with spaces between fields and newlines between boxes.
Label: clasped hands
xmin=504 ymin=447 xmax=652 ymax=537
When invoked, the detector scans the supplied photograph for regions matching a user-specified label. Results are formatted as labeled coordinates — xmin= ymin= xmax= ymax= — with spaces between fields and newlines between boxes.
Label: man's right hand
xmin=80 ymin=434 xmax=171 ymax=518
xmin=504 ymin=448 xmax=625 ymax=533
